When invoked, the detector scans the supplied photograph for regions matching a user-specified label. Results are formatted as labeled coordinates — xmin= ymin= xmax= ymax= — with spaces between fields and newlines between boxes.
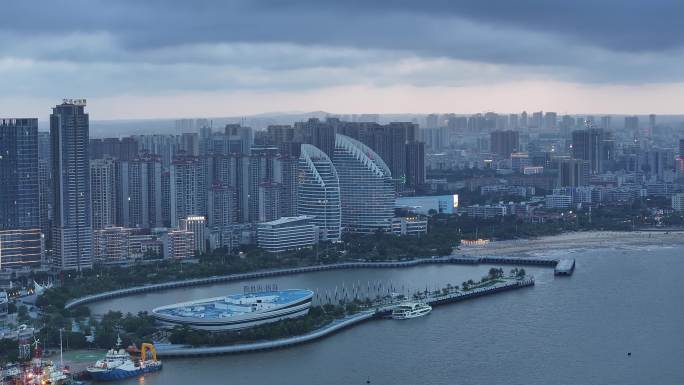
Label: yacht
xmin=391 ymin=302 xmax=432 ymax=320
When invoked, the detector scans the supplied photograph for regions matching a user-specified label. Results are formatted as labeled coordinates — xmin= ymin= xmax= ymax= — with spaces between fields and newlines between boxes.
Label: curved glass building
xmin=297 ymin=144 xmax=342 ymax=241
xmin=333 ymin=134 xmax=395 ymax=234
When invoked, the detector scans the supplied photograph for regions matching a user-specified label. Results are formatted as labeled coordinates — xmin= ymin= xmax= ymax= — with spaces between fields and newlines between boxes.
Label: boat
xmin=28 ymin=361 xmax=69 ymax=385
xmin=86 ymin=337 xmax=162 ymax=381
xmin=391 ymin=302 xmax=432 ymax=320
xmin=2 ymin=363 xmax=21 ymax=380
xmin=152 ymin=289 xmax=314 ymax=331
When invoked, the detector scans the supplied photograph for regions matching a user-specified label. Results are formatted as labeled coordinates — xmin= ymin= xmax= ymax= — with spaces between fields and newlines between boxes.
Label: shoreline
xmin=63 ymin=230 xmax=681 ymax=310
xmin=459 ymin=230 xmax=684 ymax=256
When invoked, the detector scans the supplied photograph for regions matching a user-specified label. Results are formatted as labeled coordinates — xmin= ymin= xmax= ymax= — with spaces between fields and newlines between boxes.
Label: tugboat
xmin=87 ymin=337 xmax=162 ymax=381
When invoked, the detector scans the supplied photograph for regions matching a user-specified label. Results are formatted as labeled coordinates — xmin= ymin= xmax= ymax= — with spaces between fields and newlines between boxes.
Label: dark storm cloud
xmin=3 ymin=0 xmax=682 ymax=52
xmin=1 ymin=0 xmax=683 ymax=93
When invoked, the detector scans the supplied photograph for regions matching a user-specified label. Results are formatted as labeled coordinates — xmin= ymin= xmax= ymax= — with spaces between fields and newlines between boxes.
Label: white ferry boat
xmin=152 ymin=289 xmax=314 ymax=331
xmin=391 ymin=302 xmax=432 ymax=320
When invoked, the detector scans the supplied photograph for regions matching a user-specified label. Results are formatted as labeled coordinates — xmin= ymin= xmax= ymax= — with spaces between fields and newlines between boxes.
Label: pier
xmin=154 ymin=278 xmax=534 ymax=357
xmin=554 ymin=259 xmax=575 ymax=276
xmin=64 ymin=256 xmax=573 ymax=309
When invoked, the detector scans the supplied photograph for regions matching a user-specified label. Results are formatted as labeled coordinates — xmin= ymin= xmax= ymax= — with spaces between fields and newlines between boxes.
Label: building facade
xmin=297 ymin=144 xmax=342 ymax=241
xmin=51 ymin=101 xmax=92 ymax=270
xmin=0 ymin=118 xmax=42 ymax=268
xmin=257 ymin=216 xmax=318 ymax=253
xmin=333 ymin=134 xmax=395 ymax=233
xmin=90 ymin=158 xmax=117 ymax=229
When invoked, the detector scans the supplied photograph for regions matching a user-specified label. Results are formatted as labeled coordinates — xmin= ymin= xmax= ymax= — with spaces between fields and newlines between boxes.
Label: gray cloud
xmin=1 ymin=0 xmax=683 ymax=102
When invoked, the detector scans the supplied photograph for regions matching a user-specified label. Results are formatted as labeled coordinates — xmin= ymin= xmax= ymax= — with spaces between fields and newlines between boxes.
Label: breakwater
xmin=65 ymin=256 xmax=570 ymax=310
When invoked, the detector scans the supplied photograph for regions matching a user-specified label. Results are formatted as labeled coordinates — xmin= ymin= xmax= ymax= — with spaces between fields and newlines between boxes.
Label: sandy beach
xmin=457 ymin=230 xmax=684 ymax=256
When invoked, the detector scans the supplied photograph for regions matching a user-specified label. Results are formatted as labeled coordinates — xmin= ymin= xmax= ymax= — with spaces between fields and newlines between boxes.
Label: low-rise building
xmin=523 ymin=166 xmax=544 ymax=175
xmin=128 ymin=233 xmax=164 ymax=259
xmin=391 ymin=217 xmax=428 ymax=236
xmin=93 ymin=227 xmax=130 ymax=264
xmin=395 ymin=194 xmax=458 ymax=215
xmin=165 ymin=229 xmax=195 ymax=259
xmin=0 ymin=229 xmax=43 ymax=269
xmin=180 ymin=215 xmax=207 ymax=254
xmin=672 ymin=193 xmax=684 ymax=212
xmin=462 ymin=204 xmax=507 ymax=219
xmin=257 ymin=216 xmax=318 ymax=253
xmin=0 ymin=291 xmax=7 ymax=318
xmin=545 ymin=194 xmax=572 ymax=209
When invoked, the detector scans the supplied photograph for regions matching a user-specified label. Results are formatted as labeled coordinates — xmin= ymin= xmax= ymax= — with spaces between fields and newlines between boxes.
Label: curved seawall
xmin=64 ymin=256 xmax=563 ymax=310
xmin=155 ymin=311 xmax=376 ymax=357
xmin=154 ymin=278 xmax=535 ymax=357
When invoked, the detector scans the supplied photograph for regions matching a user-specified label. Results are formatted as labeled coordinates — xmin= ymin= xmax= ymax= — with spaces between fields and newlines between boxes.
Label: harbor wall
xmin=65 ymin=256 xmax=563 ymax=310
xmin=155 ymin=279 xmax=534 ymax=357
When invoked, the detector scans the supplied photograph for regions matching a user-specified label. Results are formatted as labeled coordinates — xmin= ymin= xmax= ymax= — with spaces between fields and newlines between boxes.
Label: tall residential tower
xmin=51 ymin=100 xmax=92 ymax=270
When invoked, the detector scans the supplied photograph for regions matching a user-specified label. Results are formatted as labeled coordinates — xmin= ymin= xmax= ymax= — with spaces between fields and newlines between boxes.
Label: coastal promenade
xmin=65 ymin=255 xmax=571 ymax=310
xmin=155 ymin=278 xmax=535 ymax=357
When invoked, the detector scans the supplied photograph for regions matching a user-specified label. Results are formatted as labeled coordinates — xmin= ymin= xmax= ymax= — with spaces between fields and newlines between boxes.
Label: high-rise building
xmin=38 ymin=159 xmax=52 ymax=244
xmin=425 ymin=114 xmax=439 ymax=128
xmin=295 ymin=118 xmax=336 ymax=160
xmin=208 ymin=183 xmax=237 ymax=250
xmin=600 ymin=116 xmax=611 ymax=130
xmin=571 ymin=128 xmax=614 ymax=174
xmin=333 ymin=134 xmax=395 ymax=234
xmin=0 ymin=118 xmax=42 ymax=268
xmin=509 ymin=114 xmax=519 ymax=129
xmin=333 ymin=120 xmax=421 ymax=191
xmin=543 ymin=112 xmax=557 ymax=131
xmin=249 ymin=147 xmax=282 ymax=223
xmin=279 ymin=154 xmax=299 ymax=217
xmin=224 ymin=124 xmax=254 ymax=154
xmin=530 ymin=112 xmax=543 ymax=129
xmin=266 ymin=125 xmax=296 ymax=147
xmin=37 ymin=131 xmax=53 ymax=243
xmin=405 ymin=141 xmax=426 ymax=188
xmin=558 ymin=158 xmax=590 ymax=187
xmin=51 ymin=100 xmax=92 ymax=270
xmin=90 ymin=137 xmax=139 ymax=161
xmin=625 ymin=116 xmax=639 ymax=138
xmin=645 ymin=149 xmax=671 ymax=181
xmin=128 ymin=153 xmax=164 ymax=229
xmin=114 ymin=160 xmax=130 ymax=227
xmin=180 ymin=132 xmax=199 ymax=156
xmin=90 ymin=158 xmax=117 ymax=229
xmin=170 ymin=156 xmax=199 ymax=228
xmin=298 ymin=144 xmax=342 ymax=241
xmin=0 ymin=118 xmax=40 ymax=230
xmin=490 ymin=130 xmax=520 ymax=158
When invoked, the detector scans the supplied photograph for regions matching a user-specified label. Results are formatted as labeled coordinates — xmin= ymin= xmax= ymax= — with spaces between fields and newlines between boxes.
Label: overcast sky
xmin=2 ymin=0 xmax=684 ymax=119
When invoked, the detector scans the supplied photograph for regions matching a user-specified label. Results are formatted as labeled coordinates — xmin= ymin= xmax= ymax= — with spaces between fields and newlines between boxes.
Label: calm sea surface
xmin=90 ymin=245 xmax=684 ymax=385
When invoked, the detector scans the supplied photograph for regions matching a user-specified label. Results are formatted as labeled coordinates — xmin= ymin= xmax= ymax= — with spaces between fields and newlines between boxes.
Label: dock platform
xmin=554 ymin=259 xmax=575 ymax=276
